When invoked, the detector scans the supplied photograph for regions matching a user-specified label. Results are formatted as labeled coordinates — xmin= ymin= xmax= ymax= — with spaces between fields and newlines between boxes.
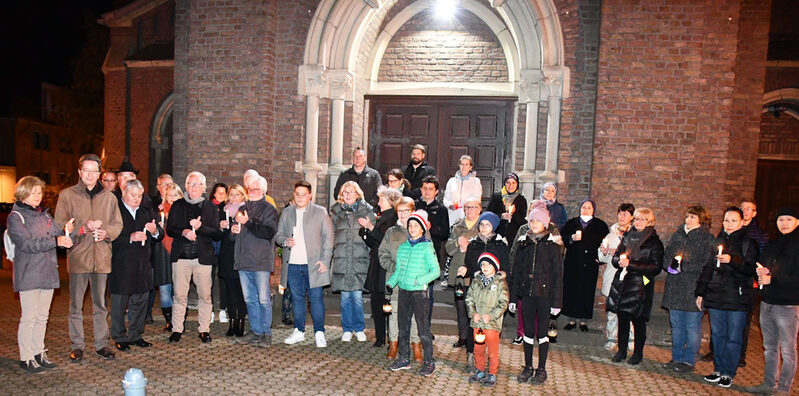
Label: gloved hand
xmin=550 ymin=307 xmax=561 ymax=316
xmin=385 ymin=284 xmax=393 ymax=296
xmin=508 ymin=303 xmax=517 ymax=314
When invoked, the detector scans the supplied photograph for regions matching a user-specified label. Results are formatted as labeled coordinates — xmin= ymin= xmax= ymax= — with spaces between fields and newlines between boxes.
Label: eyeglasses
xmin=187 ymin=182 xmax=205 ymax=188
xmin=157 ymin=182 xmax=172 ymax=187
xmin=102 ymin=179 xmax=117 ymax=183
xmin=464 ymin=206 xmax=480 ymax=210
xmin=478 ymin=222 xmax=493 ymax=227
xmin=294 ymin=192 xmax=309 ymax=198
xmin=249 ymin=187 xmax=262 ymax=192
xmin=397 ymin=209 xmax=412 ymax=214
xmin=81 ymin=169 xmax=100 ymax=174
xmin=387 ymin=178 xmax=400 ymax=183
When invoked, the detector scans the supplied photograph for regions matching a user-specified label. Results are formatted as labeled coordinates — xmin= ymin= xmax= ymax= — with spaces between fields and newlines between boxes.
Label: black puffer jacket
xmin=661 ymin=225 xmax=715 ymax=312
xmin=759 ymin=227 xmax=799 ymax=306
xmin=463 ymin=233 xmax=510 ymax=277
xmin=695 ymin=228 xmax=758 ymax=311
xmin=509 ymin=232 xmax=563 ymax=307
xmin=611 ymin=226 xmax=663 ymax=320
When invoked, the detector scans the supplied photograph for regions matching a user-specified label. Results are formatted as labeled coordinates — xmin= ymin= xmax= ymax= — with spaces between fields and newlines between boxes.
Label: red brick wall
xmin=760 ymin=112 xmax=799 ymax=156
xmin=765 ymin=66 xmax=799 ymax=92
xmin=173 ymin=0 xmax=278 ymax=191
xmin=593 ymin=0 xmax=770 ymax=234
xmin=378 ymin=8 xmax=508 ymax=82
xmin=127 ymin=67 xmax=173 ymax=193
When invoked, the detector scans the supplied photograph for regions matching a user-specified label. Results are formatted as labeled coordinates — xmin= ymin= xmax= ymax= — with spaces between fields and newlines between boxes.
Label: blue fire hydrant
xmin=122 ymin=368 xmax=147 ymax=395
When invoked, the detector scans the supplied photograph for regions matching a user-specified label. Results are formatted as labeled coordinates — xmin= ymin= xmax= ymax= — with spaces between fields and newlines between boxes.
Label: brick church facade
xmin=100 ymin=0 xmax=798 ymax=234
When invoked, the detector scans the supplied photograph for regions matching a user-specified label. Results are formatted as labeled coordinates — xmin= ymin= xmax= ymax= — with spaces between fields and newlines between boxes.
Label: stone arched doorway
xmin=298 ymin=0 xmax=568 ymax=205
xmin=756 ymin=88 xmax=799 ymax=236
xmin=149 ymin=93 xmax=175 ymax=193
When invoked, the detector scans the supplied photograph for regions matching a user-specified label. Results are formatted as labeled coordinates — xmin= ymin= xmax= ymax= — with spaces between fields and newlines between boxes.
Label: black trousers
xmin=111 ymin=292 xmax=148 ymax=343
xmin=222 ymin=276 xmax=246 ymax=320
xmin=455 ymin=286 xmax=475 ymax=353
xmin=521 ymin=295 xmax=551 ymax=369
xmin=370 ymin=292 xmax=386 ymax=343
xmin=617 ymin=312 xmax=647 ymax=354
xmin=398 ymin=289 xmax=434 ymax=363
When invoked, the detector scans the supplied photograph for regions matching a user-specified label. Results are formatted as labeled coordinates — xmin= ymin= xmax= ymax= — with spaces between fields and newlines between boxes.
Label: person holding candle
xmin=360 ymin=187 xmax=401 ymax=347
xmin=609 ymin=207 xmax=663 ymax=365
xmin=661 ymin=205 xmax=715 ymax=373
xmin=487 ymin=173 xmax=527 ymax=248
xmin=539 ymin=182 xmax=568 ymax=231
xmin=509 ymin=200 xmax=563 ymax=385
xmin=210 ymin=182 xmax=229 ymax=324
xmin=747 ymin=207 xmax=799 ymax=395
xmin=9 ymin=176 xmax=74 ymax=372
xmin=330 ymin=181 xmax=376 ymax=342
xmin=277 ymin=181 xmax=335 ymax=348
xmin=597 ymin=203 xmax=635 ymax=351
xmin=465 ymin=252 xmax=509 ymax=387
xmin=154 ymin=182 xmax=182 ymax=332
xmin=456 ymin=210 xmax=508 ymax=373
xmin=386 ymin=210 xmax=440 ymax=376
xmin=695 ymin=207 xmax=758 ymax=388
xmin=218 ymin=184 xmax=248 ymax=337
xmin=378 ymin=197 xmax=423 ymax=360
xmin=561 ymin=199 xmax=609 ymax=332
xmin=444 ymin=197 xmax=483 ymax=355
xmin=109 ymin=180 xmax=163 ymax=352
xmin=443 ymin=155 xmax=482 ymax=229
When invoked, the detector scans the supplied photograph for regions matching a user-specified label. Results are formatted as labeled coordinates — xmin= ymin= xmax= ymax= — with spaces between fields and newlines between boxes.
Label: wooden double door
xmin=367 ymin=96 xmax=515 ymax=203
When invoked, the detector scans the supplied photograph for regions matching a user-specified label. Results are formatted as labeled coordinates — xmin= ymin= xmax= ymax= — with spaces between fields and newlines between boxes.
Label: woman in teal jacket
xmin=386 ymin=210 xmax=440 ymax=377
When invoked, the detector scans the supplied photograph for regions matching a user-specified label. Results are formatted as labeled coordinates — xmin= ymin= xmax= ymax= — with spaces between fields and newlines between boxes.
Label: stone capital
xmin=298 ymin=64 xmax=327 ymax=97
xmin=519 ymin=69 xmax=545 ymax=102
xmin=543 ymin=65 xmax=569 ymax=99
xmin=328 ymin=70 xmax=354 ymax=101
xmin=489 ymin=0 xmax=507 ymax=7
xmin=362 ymin=0 xmax=383 ymax=9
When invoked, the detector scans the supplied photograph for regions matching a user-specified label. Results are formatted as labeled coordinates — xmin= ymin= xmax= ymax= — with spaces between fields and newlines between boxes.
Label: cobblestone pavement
xmin=0 ymin=258 xmax=791 ymax=395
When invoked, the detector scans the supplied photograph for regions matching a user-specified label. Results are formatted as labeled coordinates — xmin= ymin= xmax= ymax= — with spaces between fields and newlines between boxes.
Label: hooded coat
xmin=330 ymin=199 xmax=375 ymax=291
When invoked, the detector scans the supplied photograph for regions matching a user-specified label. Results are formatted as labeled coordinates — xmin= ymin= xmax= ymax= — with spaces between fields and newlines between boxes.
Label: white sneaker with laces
xmin=315 ymin=331 xmax=327 ymax=348
xmin=284 ymin=329 xmax=305 ymax=345
xmin=210 ymin=311 xmax=215 ymax=323
xmin=355 ymin=331 xmax=367 ymax=342
xmin=341 ymin=331 xmax=353 ymax=342
xmin=219 ymin=309 xmax=229 ymax=323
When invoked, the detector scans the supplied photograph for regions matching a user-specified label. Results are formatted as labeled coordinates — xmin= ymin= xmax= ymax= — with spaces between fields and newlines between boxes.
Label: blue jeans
xmin=239 ymin=270 xmax=272 ymax=336
xmin=708 ymin=308 xmax=748 ymax=377
xmin=159 ymin=283 xmax=173 ymax=308
xmin=340 ymin=290 xmax=365 ymax=332
xmin=287 ymin=264 xmax=325 ymax=333
xmin=669 ymin=310 xmax=703 ymax=365
xmin=760 ymin=302 xmax=799 ymax=392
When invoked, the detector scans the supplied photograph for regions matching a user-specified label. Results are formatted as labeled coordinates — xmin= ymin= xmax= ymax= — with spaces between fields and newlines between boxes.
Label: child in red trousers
xmin=465 ymin=252 xmax=509 ymax=386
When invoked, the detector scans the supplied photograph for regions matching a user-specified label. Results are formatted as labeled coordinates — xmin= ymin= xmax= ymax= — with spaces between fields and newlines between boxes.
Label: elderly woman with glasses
xmin=330 ymin=181 xmax=376 ymax=342
xmin=609 ymin=208 xmax=663 ymax=365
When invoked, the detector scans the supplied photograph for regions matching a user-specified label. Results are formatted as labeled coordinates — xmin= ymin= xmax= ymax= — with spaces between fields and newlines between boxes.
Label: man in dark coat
xmin=110 ymin=180 xmax=163 ymax=351
xmin=403 ymin=144 xmax=436 ymax=200
xmin=333 ymin=148 xmax=383 ymax=209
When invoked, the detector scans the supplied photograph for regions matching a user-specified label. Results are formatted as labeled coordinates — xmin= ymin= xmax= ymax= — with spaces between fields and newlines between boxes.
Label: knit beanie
xmin=407 ymin=210 xmax=430 ymax=234
xmin=777 ymin=207 xmax=799 ymax=219
xmin=478 ymin=252 xmax=500 ymax=272
xmin=478 ymin=212 xmax=500 ymax=232
xmin=527 ymin=199 xmax=551 ymax=225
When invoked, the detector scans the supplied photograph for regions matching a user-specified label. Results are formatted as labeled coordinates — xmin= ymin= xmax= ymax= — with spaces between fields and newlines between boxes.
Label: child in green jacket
xmin=465 ymin=252 xmax=509 ymax=386
xmin=386 ymin=210 xmax=440 ymax=377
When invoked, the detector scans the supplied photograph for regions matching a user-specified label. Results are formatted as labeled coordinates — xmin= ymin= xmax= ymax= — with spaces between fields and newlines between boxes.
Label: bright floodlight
xmin=434 ymin=0 xmax=455 ymax=20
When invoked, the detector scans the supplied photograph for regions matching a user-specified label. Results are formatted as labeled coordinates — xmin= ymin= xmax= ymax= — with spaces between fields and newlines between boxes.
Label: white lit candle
xmin=575 ymin=230 xmax=582 ymax=239
xmin=675 ymin=255 xmax=682 ymax=264
xmin=756 ymin=262 xmax=765 ymax=290
xmin=716 ymin=245 xmax=723 ymax=268
xmin=141 ymin=226 xmax=147 ymax=246
xmin=225 ymin=210 xmax=230 ymax=223
xmin=161 ymin=211 xmax=165 ymax=224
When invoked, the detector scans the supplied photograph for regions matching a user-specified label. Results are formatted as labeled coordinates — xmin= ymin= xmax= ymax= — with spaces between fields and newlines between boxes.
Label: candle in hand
xmin=161 ymin=211 xmax=165 ymax=224
xmin=716 ymin=245 xmax=723 ymax=267
xmin=141 ymin=226 xmax=147 ymax=246
xmin=756 ymin=262 xmax=765 ymax=289
xmin=225 ymin=210 xmax=230 ymax=223
xmin=620 ymin=253 xmax=627 ymax=261
xmin=675 ymin=255 xmax=682 ymax=264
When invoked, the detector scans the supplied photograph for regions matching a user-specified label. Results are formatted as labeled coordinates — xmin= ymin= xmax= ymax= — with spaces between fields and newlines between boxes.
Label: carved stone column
xmin=541 ymin=66 xmax=564 ymax=182
xmin=516 ymin=69 xmax=545 ymax=200
xmin=298 ymin=65 xmax=327 ymax=199
xmin=327 ymin=70 xmax=354 ymax=206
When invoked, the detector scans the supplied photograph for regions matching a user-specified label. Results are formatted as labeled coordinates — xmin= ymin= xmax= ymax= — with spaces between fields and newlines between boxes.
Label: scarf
xmin=478 ymin=232 xmax=495 ymax=243
xmin=407 ymin=235 xmax=429 ymax=246
xmin=224 ymin=202 xmax=245 ymax=219
xmin=539 ymin=181 xmax=557 ymax=205
xmin=501 ymin=186 xmax=520 ymax=207
xmin=341 ymin=201 xmax=359 ymax=213
xmin=481 ymin=273 xmax=495 ymax=287
xmin=456 ymin=171 xmax=474 ymax=182
xmin=624 ymin=226 xmax=655 ymax=259
xmin=185 ymin=194 xmax=206 ymax=205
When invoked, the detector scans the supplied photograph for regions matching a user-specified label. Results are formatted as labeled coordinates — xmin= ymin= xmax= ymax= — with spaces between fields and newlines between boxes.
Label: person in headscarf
xmin=539 ymin=182 xmax=568 ymax=231
xmin=486 ymin=173 xmax=527 ymax=248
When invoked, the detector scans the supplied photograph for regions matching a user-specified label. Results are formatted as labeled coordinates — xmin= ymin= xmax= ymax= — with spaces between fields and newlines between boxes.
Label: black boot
xmin=162 ymin=307 xmax=172 ymax=332
xmin=235 ymin=318 xmax=245 ymax=337
xmin=226 ymin=318 xmax=236 ymax=337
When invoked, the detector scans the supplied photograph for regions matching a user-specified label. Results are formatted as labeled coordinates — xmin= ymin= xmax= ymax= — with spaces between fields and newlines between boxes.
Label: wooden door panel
xmin=755 ymin=160 xmax=799 ymax=238
xmin=476 ymin=115 xmax=497 ymax=138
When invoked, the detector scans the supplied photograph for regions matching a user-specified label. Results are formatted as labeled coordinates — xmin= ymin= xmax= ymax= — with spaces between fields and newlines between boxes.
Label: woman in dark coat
xmin=561 ymin=199 xmax=609 ymax=331
xmin=386 ymin=168 xmax=414 ymax=198
xmin=610 ymin=207 xmax=663 ymax=365
xmin=486 ymin=173 xmax=527 ymax=248
xmin=153 ymin=182 xmax=183 ymax=331
xmin=695 ymin=207 xmax=758 ymax=388
xmin=661 ymin=205 xmax=715 ymax=372
xmin=361 ymin=188 xmax=401 ymax=347
xmin=218 ymin=184 xmax=248 ymax=337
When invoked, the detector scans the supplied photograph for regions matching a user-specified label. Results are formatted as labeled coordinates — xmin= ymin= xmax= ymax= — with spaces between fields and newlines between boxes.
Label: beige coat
xmin=54 ymin=181 xmax=122 ymax=274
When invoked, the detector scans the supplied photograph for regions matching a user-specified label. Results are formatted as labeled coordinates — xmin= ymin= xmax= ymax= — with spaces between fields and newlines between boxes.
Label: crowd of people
xmin=4 ymin=146 xmax=799 ymax=394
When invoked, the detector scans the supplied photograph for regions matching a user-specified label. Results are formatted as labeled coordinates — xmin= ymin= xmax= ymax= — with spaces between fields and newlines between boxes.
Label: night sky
xmin=0 ymin=0 xmax=119 ymax=118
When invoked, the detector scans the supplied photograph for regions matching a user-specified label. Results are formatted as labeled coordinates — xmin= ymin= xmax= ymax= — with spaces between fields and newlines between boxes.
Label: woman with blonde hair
xmin=610 ymin=207 xmax=663 ymax=365
xmin=330 ymin=181 xmax=376 ymax=341
xmin=218 ymin=184 xmax=249 ymax=337
xmin=8 ymin=176 xmax=74 ymax=373
xmin=154 ymin=182 xmax=183 ymax=332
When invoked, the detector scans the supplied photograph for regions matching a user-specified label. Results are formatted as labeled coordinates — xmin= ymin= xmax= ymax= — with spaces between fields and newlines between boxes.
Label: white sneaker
xmin=218 ymin=310 xmax=229 ymax=323
xmin=210 ymin=311 xmax=215 ymax=323
xmin=341 ymin=331 xmax=353 ymax=342
xmin=284 ymin=329 xmax=305 ymax=345
xmin=603 ymin=341 xmax=616 ymax=351
xmin=355 ymin=331 xmax=367 ymax=342
xmin=315 ymin=331 xmax=327 ymax=348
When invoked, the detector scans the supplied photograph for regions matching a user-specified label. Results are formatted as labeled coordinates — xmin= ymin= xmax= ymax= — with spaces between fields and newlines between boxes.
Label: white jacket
xmin=443 ymin=172 xmax=482 ymax=227
xmin=598 ymin=222 xmax=627 ymax=296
